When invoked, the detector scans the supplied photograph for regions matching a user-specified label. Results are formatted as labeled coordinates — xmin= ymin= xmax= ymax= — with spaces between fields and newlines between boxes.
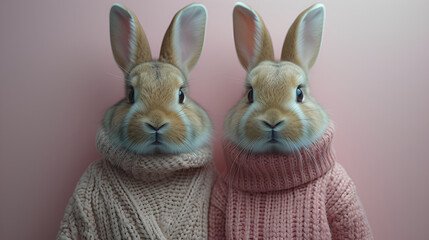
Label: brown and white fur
xmin=225 ymin=2 xmax=329 ymax=153
xmin=103 ymin=3 xmax=212 ymax=154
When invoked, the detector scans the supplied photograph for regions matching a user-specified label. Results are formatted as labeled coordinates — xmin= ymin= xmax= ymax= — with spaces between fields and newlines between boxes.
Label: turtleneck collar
xmin=96 ymin=127 xmax=212 ymax=181
xmin=223 ymin=125 xmax=335 ymax=192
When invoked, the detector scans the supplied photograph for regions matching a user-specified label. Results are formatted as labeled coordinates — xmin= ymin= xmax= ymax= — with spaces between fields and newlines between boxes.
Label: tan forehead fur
xmin=129 ymin=62 xmax=184 ymax=106
xmin=248 ymin=61 xmax=306 ymax=104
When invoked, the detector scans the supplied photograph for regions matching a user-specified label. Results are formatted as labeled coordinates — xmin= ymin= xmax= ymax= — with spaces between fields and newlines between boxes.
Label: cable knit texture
xmin=209 ymin=125 xmax=373 ymax=239
xmin=57 ymin=127 xmax=215 ymax=240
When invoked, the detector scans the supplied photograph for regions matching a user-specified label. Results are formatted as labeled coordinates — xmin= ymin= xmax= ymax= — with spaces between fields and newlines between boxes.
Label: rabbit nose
xmin=146 ymin=123 xmax=167 ymax=131
xmin=262 ymin=120 xmax=284 ymax=129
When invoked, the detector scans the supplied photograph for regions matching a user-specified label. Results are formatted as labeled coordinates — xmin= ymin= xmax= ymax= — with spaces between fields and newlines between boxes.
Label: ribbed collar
xmin=223 ymin=125 xmax=335 ymax=192
xmin=96 ymin=127 xmax=212 ymax=181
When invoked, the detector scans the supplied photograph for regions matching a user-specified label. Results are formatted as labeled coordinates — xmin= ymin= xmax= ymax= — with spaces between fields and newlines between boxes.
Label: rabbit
xmin=58 ymin=3 xmax=216 ymax=240
xmin=208 ymin=2 xmax=373 ymax=239
xmin=104 ymin=4 xmax=212 ymax=155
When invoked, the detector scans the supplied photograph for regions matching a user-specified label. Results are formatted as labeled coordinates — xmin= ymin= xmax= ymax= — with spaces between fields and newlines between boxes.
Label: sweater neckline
xmin=223 ymin=125 xmax=336 ymax=192
xmin=96 ymin=127 xmax=212 ymax=181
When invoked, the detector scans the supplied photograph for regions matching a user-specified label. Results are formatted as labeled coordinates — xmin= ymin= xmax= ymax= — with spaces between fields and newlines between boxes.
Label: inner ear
xmin=299 ymin=7 xmax=325 ymax=69
xmin=233 ymin=2 xmax=274 ymax=71
xmin=176 ymin=9 xmax=204 ymax=64
xmin=110 ymin=4 xmax=152 ymax=73
xmin=281 ymin=4 xmax=325 ymax=72
xmin=159 ymin=4 xmax=207 ymax=76
xmin=234 ymin=9 xmax=259 ymax=67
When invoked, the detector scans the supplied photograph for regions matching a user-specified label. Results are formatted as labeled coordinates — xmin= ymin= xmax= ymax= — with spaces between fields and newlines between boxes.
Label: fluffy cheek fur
xmin=299 ymin=98 xmax=329 ymax=139
xmin=103 ymin=98 xmax=213 ymax=154
xmin=181 ymin=100 xmax=213 ymax=148
xmin=104 ymin=100 xmax=130 ymax=141
xmin=103 ymin=103 xmax=187 ymax=153
xmin=126 ymin=110 xmax=187 ymax=145
xmin=182 ymin=105 xmax=203 ymax=140
xmin=225 ymin=98 xmax=329 ymax=153
xmin=242 ymin=109 xmax=302 ymax=142
xmin=225 ymin=98 xmax=250 ymax=142
xmin=127 ymin=112 xmax=150 ymax=144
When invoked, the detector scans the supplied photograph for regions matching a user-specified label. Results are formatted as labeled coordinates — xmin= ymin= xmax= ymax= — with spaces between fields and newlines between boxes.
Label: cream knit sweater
xmin=57 ymin=127 xmax=215 ymax=240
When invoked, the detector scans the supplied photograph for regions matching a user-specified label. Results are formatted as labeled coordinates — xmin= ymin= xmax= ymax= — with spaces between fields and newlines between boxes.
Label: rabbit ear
xmin=233 ymin=2 xmax=274 ymax=71
xmin=159 ymin=4 xmax=207 ymax=77
xmin=281 ymin=3 xmax=325 ymax=72
xmin=110 ymin=4 xmax=152 ymax=73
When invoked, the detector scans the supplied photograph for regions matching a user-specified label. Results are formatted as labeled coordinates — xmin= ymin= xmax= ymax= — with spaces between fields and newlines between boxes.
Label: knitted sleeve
xmin=208 ymin=177 xmax=228 ymax=240
xmin=57 ymin=161 xmax=100 ymax=240
xmin=326 ymin=163 xmax=373 ymax=240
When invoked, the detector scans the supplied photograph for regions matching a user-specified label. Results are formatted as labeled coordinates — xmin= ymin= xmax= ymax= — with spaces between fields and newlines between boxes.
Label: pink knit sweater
xmin=209 ymin=126 xmax=373 ymax=239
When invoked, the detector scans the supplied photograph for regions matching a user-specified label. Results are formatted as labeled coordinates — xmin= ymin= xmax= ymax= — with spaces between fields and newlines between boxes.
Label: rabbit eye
xmin=247 ymin=88 xmax=254 ymax=103
xmin=296 ymin=87 xmax=304 ymax=103
xmin=178 ymin=88 xmax=185 ymax=104
xmin=127 ymin=87 xmax=135 ymax=104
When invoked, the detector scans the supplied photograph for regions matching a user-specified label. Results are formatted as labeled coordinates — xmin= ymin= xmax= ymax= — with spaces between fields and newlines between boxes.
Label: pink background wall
xmin=1 ymin=0 xmax=428 ymax=239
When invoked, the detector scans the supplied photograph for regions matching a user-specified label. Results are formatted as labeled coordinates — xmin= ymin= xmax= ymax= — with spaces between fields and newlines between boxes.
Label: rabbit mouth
xmin=151 ymin=132 xmax=163 ymax=145
xmin=267 ymin=130 xmax=279 ymax=143
xmin=151 ymin=140 xmax=163 ymax=145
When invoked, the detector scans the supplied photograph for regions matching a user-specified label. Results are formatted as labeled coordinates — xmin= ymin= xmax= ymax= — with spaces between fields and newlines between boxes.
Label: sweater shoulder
xmin=58 ymin=159 xmax=111 ymax=239
xmin=69 ymin=159 xmax=111 ymax=201
xmin=325 ymin=162 xmax=357 ymax=207
xmin=327 ymin=162 xmax=353 ymax=184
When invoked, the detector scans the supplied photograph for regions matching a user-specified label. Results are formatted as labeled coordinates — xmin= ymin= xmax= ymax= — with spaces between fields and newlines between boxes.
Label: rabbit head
xmin=225 ymin=2 xmax=329 ymax=153
xmin=103 ymin=3 xmax=212 ymax=154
